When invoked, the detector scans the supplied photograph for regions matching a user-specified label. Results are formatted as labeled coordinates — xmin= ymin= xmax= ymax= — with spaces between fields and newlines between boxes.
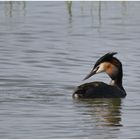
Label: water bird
xmin=73 ymin=52 xmax=126 ymax=98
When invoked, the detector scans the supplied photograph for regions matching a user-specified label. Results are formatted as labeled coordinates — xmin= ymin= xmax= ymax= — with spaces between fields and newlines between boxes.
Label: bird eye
xmin=95 ymin=66 xmax=99 ymax=71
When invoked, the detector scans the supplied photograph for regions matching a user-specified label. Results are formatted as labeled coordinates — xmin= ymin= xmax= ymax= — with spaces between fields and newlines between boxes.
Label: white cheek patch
xmin=96 ymin=62 xmax=119 ymax=78
xmin=96 ymin=63 xmax=105 ymax=73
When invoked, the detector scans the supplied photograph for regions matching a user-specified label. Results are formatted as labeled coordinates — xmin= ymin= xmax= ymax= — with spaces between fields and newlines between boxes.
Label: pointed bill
xmin=83 ymin=67 xmax=98 ymax=80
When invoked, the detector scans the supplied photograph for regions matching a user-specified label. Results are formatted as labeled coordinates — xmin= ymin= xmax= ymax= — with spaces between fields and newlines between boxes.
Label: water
xmin=0 ymin=1 xmax=140 ymax=138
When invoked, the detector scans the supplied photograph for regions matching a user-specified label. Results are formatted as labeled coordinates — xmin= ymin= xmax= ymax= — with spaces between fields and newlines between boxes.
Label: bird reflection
xmin=74 ymin=98 xmax=122 ymax=127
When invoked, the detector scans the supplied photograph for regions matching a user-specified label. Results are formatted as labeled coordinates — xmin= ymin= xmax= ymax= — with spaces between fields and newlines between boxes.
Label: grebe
xmin=73 ymin=52 xmax=126 ymax=98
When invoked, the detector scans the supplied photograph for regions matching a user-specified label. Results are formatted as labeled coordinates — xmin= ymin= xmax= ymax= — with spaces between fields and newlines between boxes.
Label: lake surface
xmin=0 ymin=1 xmax=140 ymax=138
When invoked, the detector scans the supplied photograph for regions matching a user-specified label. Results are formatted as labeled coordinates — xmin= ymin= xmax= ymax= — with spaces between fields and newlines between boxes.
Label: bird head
xmin=83 ymin=52 xmax=122 ymax=80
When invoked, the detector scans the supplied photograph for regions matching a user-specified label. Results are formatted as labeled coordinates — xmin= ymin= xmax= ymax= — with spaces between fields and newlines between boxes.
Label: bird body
xmin=73 ymin=52 xmax=126 ymax=98
xmin=73 ymin=81 xmax=126 ymax=98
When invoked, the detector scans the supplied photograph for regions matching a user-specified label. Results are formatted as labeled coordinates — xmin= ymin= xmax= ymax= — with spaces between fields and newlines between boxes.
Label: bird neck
xmin=110 ymin=76 xmax=125 ymax=91
xmin=110 ymin=79 xmax=122 ymax=87
xmin=110 ymin=67 xmax=125 ymax=91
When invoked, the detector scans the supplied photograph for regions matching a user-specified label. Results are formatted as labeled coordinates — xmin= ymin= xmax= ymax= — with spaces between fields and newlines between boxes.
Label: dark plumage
xmin=73 ymin=52 xmax=126 ymax=98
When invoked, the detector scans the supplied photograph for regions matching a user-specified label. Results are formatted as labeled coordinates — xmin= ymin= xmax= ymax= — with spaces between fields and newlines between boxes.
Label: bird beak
xmin=83 ymin=66 xmax=99 ymax=80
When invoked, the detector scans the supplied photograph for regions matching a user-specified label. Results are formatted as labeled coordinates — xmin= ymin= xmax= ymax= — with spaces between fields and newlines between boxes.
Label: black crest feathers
xmin=94 ymin=52 xmax=117 ymax=68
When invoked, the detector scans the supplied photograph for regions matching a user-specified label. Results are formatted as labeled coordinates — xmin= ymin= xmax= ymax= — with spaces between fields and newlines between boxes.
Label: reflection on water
xmin=66 ymin=1 xmax=72 ymax=17
xmin=4 ymin=1 xmax=26 ymax=17
xmin=66 ymin=1 xmax=128 ymax=29
xmin=74 ymin=98 xmax=122 ymax=127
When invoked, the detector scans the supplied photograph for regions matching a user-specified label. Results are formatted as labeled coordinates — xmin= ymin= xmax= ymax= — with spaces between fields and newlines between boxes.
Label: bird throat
xmin=110 ymin=80 xmax=116 ymax=86
xmin=110 ymin=78 xmax=124 ymax=91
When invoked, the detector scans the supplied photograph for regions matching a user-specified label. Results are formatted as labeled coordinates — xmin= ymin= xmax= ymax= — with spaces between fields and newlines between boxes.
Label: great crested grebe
xmin=73 ymin=52 xmax=126 ymax=98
